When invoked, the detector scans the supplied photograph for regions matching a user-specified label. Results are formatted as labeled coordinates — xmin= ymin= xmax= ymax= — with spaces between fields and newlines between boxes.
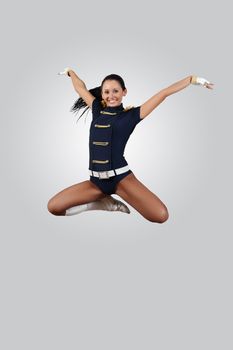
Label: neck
xmin=104 ymin=103 xmax=124 ymax=112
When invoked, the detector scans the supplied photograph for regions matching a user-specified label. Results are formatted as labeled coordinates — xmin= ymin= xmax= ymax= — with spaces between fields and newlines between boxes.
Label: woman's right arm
xmin=68 ymin=70 xmax=95 ymax=107
xmin=68 ymin=70 xmax=86 ymax=91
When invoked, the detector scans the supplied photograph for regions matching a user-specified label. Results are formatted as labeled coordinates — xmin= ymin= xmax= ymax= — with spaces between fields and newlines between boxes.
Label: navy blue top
xmin=89 ymin=98 xmax=143 ymax=172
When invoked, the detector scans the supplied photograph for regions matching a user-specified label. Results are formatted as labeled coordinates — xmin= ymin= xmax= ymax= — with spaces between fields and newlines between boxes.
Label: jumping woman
xmin=47 ymin=68 xmax=214 ymax=223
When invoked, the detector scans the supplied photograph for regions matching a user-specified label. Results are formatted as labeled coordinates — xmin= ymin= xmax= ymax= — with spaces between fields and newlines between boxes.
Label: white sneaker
xmin=99 ymin=196 xmax=130 ymax=214
xmin=65 ymin=195 xmax=130 ymax=216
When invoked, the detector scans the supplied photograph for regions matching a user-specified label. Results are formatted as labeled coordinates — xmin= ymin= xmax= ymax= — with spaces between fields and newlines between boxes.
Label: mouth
xmin=107 ymin=100 xmax=117 ymax=104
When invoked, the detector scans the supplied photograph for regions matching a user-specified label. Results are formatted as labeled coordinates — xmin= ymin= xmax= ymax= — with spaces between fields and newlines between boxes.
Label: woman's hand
xmin=204 ymin=82 xmax=214 ymax=89
xmin=191 ymin=76 xmax=214 ymax=89
xmin=57 ymin=67 xmax=73 ymax=76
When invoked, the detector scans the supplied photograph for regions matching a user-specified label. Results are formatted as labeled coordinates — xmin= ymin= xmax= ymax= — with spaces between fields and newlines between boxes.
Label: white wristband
xmin=57 ymin=67 xmax=72 ymax=76
xmin=191 ymin=75 xmax=210 ymax=86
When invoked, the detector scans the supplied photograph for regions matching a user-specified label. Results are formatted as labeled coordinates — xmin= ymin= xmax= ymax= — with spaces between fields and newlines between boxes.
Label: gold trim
xmin=124 ymin=105 xmax=134 ymax=111
xmin=94 ymin=124 xmax=111 ymax=128
xmin=92 ymin=141 xmax=109 ymax=146
xmin=92 ymin=160 xmax=109 ymax=164
xmin=100 ymin=111 xmax=117 ymax=115
xmin=191 ymin=75 xmax=197 ymax=84
xmin=100 ymin=106 xmax=134 ymax=115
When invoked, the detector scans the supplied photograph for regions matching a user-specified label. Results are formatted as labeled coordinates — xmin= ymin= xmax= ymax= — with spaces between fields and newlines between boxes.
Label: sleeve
xmin=131 ymin=106 xmax=143 ymax=126
xmin=91 ymin=98 xmax=102 ymax=121
xmin=126 ymin=106 xmax=143 ymax=136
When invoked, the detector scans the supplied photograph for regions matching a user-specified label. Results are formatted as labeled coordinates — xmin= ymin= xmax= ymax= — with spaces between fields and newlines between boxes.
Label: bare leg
xmin=47 ymin=180 xmax=106 ymax=216
xmin=115 ymin=173 xmax=169 ymax=223
xmin=47 ymin=180 xmax=130 ymax=216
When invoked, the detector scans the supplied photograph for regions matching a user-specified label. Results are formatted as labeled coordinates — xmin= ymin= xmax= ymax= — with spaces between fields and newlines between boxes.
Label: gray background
xmin=1 ymin=0 xmax=232 ymax=349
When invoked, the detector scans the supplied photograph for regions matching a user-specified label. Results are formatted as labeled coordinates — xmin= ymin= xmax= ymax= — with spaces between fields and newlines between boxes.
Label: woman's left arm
xmin=163 ymin=75 xmax=192 ymax=97
xmin=140 ymin=75 xmax=214 ymax=120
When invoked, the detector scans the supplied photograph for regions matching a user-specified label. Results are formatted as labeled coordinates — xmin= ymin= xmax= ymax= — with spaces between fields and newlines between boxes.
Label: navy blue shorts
xmin=90 ymin=169 xmax=132 ymax=195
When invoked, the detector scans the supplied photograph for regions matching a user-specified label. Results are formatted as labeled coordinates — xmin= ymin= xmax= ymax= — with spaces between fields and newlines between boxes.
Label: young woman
xmin=47 ymin=68 xmax=214 ymax=223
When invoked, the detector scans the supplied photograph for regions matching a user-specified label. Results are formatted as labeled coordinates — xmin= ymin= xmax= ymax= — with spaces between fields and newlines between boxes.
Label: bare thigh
xmin=115 ymin=173 xmax=169 ymax=223
xmin=47 ymin=180 xmax=106 ymax=215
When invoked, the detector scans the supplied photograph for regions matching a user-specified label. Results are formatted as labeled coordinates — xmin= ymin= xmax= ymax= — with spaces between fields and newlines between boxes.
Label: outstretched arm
xmin=58 ymin=67 xmax=95 ymax=107
xmin=140 ymin=75 xmax=214 ymax=120
xmin=163 ymin=75 xmax=192 ymax=97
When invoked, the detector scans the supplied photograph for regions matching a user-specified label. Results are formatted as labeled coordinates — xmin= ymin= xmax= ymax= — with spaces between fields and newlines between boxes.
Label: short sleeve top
xmin=89 ymin=98 xmax=143 ymax=171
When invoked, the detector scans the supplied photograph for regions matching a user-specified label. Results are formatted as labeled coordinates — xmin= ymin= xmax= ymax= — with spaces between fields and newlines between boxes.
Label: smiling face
xmin=101 ymin=80 xmax=127 ymax=107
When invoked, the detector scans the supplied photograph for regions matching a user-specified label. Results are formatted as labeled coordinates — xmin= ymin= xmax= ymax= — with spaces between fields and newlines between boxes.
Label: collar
xmin=103 ymin=103 xmax=124 ymax=113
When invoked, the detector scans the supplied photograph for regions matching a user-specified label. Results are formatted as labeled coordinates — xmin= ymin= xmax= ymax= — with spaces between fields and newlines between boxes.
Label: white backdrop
xmin=1 ymin=0 xmax=232 ymax=349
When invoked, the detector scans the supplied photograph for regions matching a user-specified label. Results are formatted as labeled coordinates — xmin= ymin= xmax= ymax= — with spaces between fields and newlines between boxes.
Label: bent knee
xmin=147 ymin=207 xmax=169 ymax=223
xmin=157 ymin=208 xmax=169 ymax=223
xmin=47 ymin=199 xmax=65 ymax=216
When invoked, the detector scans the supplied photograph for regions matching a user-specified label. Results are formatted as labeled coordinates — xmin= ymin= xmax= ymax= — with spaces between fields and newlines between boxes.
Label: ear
xmin=123 ymin=88 xmax=127 ymax=96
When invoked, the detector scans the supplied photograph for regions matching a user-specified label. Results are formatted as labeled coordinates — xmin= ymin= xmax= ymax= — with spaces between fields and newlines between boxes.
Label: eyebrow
xmin=103 ymin=88 xmax=119 ymax=91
